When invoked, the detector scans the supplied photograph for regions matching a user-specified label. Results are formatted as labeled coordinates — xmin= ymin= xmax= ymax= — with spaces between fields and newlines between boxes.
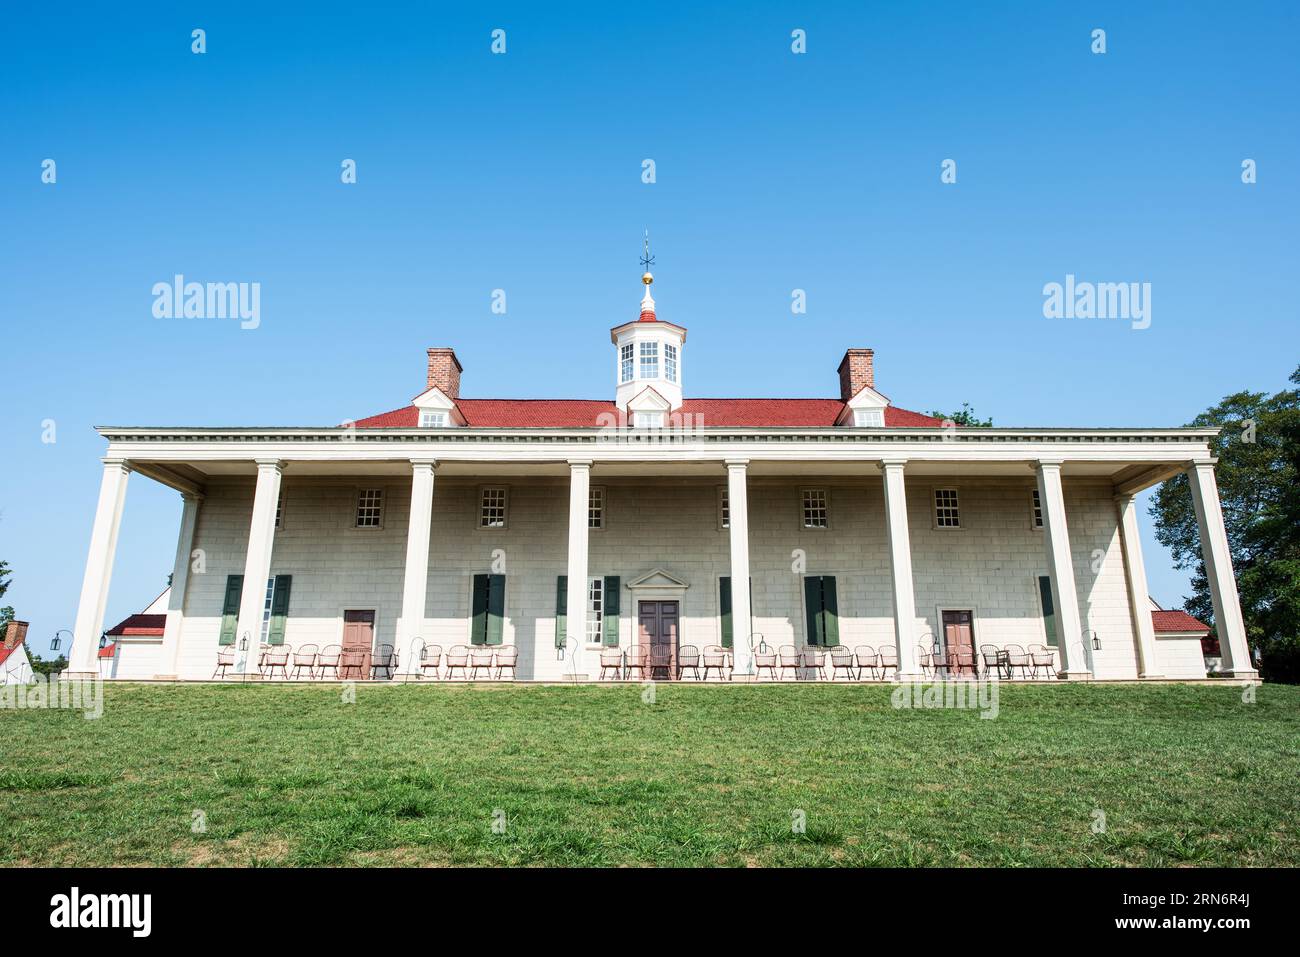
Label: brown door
xmin=638 ymin=601 xmax=679 ymax=680
xmin=342 ymin=610 xmax=375 ymax=678
xmin=942 ymin=610 xmax=975 ymax=675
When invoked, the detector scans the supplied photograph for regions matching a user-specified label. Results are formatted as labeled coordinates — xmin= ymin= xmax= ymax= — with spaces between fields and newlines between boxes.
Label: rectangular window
xmin=1038 ymin=575 xmax=1057 ymax=647
xmin=1031 ymin=489 xmax=1044 ymax=529
xmin=470 ymin=573 xmax=506 ymax=646
xmin=419 ymin=410 xmax=447 ymax=428
xmin=260 ymin=576 xmax=276 ymax=642
xmin=802 ymin=488 xmax=829 ymax=528
xmin=664 ymin=343 xmax=678 ymax=383
xmin=854 ymin=408 xmax=884 ymax=427
xmin=356 ymin=488 xmax=384 ymax=527
xmin=586 ymin=578 xmax=603 ymax=644
xmin=718 ymin=487 xmax=730 ymax=529
xmin=275 ymin=490 xmax=284 ymax=529
xmin=639 ymin=341 xmax=658 ymax=379
xmin=934 ymin=488 xmax=960 ymax=528
xmin=633 ymin=411 xmax=663 ymax=428
xmin=803 ymin=575 xmax=840 ymax=647
xmin=588 ymin=486 xmax=604 ymax=529
xmin=480 ymin=487 xmax=508 ymax=528
xmin=620 ymin=343 xmax=634 ymax=383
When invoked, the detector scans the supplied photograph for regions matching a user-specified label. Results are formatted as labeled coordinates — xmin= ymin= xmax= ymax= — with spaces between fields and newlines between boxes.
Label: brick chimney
xmin=3 ymin=620 xmax=29 ymax=650
xmin=426 ymin=348 xmax=462 ymax=399
xmin=837 ymin=348 xmax=874 ymax=401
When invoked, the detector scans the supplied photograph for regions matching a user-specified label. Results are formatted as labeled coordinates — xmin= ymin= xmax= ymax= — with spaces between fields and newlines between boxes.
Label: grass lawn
xmin=2 ymin=681 xmax=1298 ymax=867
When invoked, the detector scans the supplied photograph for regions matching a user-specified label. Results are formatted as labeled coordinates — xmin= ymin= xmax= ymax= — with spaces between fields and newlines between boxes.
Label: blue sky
xmin=2 ymin=2 xmax=1296 ymax=657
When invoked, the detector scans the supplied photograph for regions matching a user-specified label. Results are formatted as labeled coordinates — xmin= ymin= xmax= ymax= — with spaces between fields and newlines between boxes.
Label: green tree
xmin=1150 ymin=365 xmax=1300 ymax=681
xmin=30 ymin=654 xmax=67 ymax=678
xmin=926 ymin=402 xmax=993 ymax=427
xmin=0 ymin=559 xmax=14 ymax=634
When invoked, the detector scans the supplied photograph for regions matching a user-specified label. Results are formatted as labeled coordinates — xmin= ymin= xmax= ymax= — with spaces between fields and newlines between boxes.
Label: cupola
xmin=610 ymin=239 xmax=686 ymax=418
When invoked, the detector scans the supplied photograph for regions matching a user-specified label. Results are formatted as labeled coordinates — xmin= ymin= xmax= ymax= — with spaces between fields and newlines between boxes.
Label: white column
xmin=726 ymin=459 xmax=755 ymax=677
xmin=1036 ymin=460 xmax=1090 ymax=677
xmin=69 ymin=458 xmax=132 ymax=675
xmin=233 ymin=460 xmax=283 ymax=676
xmin=881 ymin=460 xmax=922 ymax=680
xmin=398 ymin=460 xmax=437 ymax=677
xmin=564 ymin=460 xmax=593 ymax=679
xmin=1114 ymin=493 xmax=1162 ymax=679
xmin=158 ymin=492 xmax=203 ymax=679
xmin=1187 ymin=461 xmax=1257 ymax=677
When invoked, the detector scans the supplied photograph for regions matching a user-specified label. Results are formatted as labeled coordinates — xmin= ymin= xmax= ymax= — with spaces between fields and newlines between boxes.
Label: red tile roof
xmin=0 ymin=636 xmax=25 ymax=668
xmin=354 ymin=399 xmax=944 ymax=429
xmin=105 ymin=613 xmax=166 ymax=637
xmin=1152 ymin=610 xmax=1209 ymax=634
xmin=98 ymin=641 xmax=117 ymax=659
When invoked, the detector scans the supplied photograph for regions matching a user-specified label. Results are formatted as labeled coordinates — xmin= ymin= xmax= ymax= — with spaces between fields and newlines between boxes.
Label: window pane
xmin=480 ymin=488 xmax=507 ymax=527
xmin=934 ymin=488 xmax=960 ymax=528
xmin=587 ymin=578 xmax=603 ymax=643
xmin=664 ymin=343 xmax=678 ymax=383
xmin=356 ymin=488 xmax=383 ymax=527
xmin=588 ymin=487 xmax=604 ymax=528
xmin=639 ymin=341 xmax=658 ymax=378
xmin=802 ymin=489 xmax=828 ymax=528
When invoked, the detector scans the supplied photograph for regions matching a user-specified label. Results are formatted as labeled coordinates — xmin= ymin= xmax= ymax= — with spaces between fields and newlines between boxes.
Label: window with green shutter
xmin=218 ymin=574 xmax=243 ymax=646
xmin=602 ymin=576 xmax=620 ymax=646
xmin=554 ymin=575 xmax=567 ymax=648
xmin=471 ymin=573 xmax=506 ymax=646
xmin=1038 ymin=575 xmax=1057 ymax=647
xmin=265 ymin=575 xmax=292 ymax=645
xmin=803 ymin=575 xmax=840 ymax=646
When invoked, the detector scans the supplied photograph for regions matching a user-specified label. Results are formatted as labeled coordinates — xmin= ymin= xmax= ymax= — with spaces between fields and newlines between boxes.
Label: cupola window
xmin=664 ymin=343 xmax=678 ymax=383
xmin=639 ymin=342 xmax=659 ymax=379
xmin=620 ymin=343 xmax=634 ymax=383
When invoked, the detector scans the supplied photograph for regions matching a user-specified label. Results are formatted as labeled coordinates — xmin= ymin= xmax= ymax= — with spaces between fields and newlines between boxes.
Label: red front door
xmin=942 ymin=610 xmax=975 ymax=675
xmin=342 ymin=610 xmax=374 ymax=678
xmin=639 ymin=601 xmax=679 ymax=680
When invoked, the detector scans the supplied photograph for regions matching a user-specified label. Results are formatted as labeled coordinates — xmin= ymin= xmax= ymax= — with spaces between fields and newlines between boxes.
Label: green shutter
xmin=821 ymin=576 xmax=839 ymax=647
xmin=486 ymin=574 xmax=505 ymax=646
xmin=719 ymin=576 xmax=733 ymax=648
xmin=1038 ymin=575 xmax=1058 ymax=647
xmin=602 ymin=576 xmax=620 ymax=646
xmin=218 ymin=574 xmax=243 ymax=646
xmin=471 ymin=574 xmax=490 ymax=645
xmin=554 ymin=575 xmax=567 ymax=648
xmin=266 ymin=575 xmax=292 ymax=645
xmin=803 ymin=576 xmax=823 ymax=645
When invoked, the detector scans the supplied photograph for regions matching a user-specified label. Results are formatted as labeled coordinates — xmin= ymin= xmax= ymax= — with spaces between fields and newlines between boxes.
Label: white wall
xmin=170 ymin=474 xmax=1146 ymax=680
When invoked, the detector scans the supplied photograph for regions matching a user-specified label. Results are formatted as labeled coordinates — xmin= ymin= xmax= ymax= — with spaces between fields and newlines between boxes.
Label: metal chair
xmin=624 ymin=643 xmax=648 ymax=680
xmin=445 ymin=644 xmax=470 ymax=679
xmin=339 ymin=648 xmax=368 ymax=680
xmin=419 ymin=643 xmax=443 ymax=679
xmin=371 ymin=643 xmax=397 ymax=679
xmin=1005 ymin=643 xmax=1033 ymax=679
xmin=469 ymin=647 xmax=495 ymax=679
xmin=1028 ymin=643 xmax=1057 ymax=679
xmin=980 ymin=644 xmax=1006 ymax=679
xmin=947 ymin=646 xmax=976 ymax=677
xmin=802 ymin=646 xmax=826 ymax=680
xmin=316 ymin=644 xmax=342 ymax=680
xmin=212 ymin=648 xmax=234 ymax=679
xmin=854 ymin=644 xmax=879 ymax=680
xmin=289 ymin=643 xmax=318 ymax=680
xmin=647 ymin=643 xmax=673 ymax=681
xmin=778 ymin=645 xmax=801 ymax=680
xmin=877 ymin=644 xmax=898 ymax=680
xmin=599 ymin=646 xmax=624 ymax=680
xmin=495 ymin=646 xmax=518 ymax=680
xmin=677 ymin=644 xmax=701 ymax=680
xmin=702 ymin=645 xmax=728 ymax=681
xmin=754 ymin=644 xmax=778 ymax=680
xmin=829 ymin=645 xmax=857 ymax=680
xmin=263 ymin=644 xmax=290 ymax=680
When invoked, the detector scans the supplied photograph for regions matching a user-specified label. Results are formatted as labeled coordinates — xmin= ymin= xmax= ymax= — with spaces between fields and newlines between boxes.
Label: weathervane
xmin=640 ymin=230 xmax=655 ymax=273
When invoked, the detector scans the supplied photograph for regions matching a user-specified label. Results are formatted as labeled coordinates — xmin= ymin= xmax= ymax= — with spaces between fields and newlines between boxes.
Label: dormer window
xmin=620 ymin=344 xmax=634 ymax=383
xmin=664 ymin=343 xmax=678 ymax=383
xmin=853 ymin=409 xmax=884 ymax=427
xmin=633 ymin=411 xmax=664 ymax=428
xmin=639 ymin=342 xmax=659 ymax=379
xmin=420 ymin=410 xmax=448 ymax=428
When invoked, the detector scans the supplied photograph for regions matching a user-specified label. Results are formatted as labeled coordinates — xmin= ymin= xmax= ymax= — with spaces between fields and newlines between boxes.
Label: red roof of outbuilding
xmin=353 ymin=399 xmax=943 ymax=429
xmin=1152 ymin=610 xmax=1210 ymax=634
xmin=105 ymin=613 xmax=166 ymax=638
xmin=0 ymin=636 xmax=25 ymax=668
xmin=98 ymin=642 xmax=117 ymax=659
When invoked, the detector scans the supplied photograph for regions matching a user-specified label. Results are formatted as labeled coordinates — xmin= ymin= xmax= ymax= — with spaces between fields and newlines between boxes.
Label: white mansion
xmin=69 ymin=272 xmax=1255 ymax=682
